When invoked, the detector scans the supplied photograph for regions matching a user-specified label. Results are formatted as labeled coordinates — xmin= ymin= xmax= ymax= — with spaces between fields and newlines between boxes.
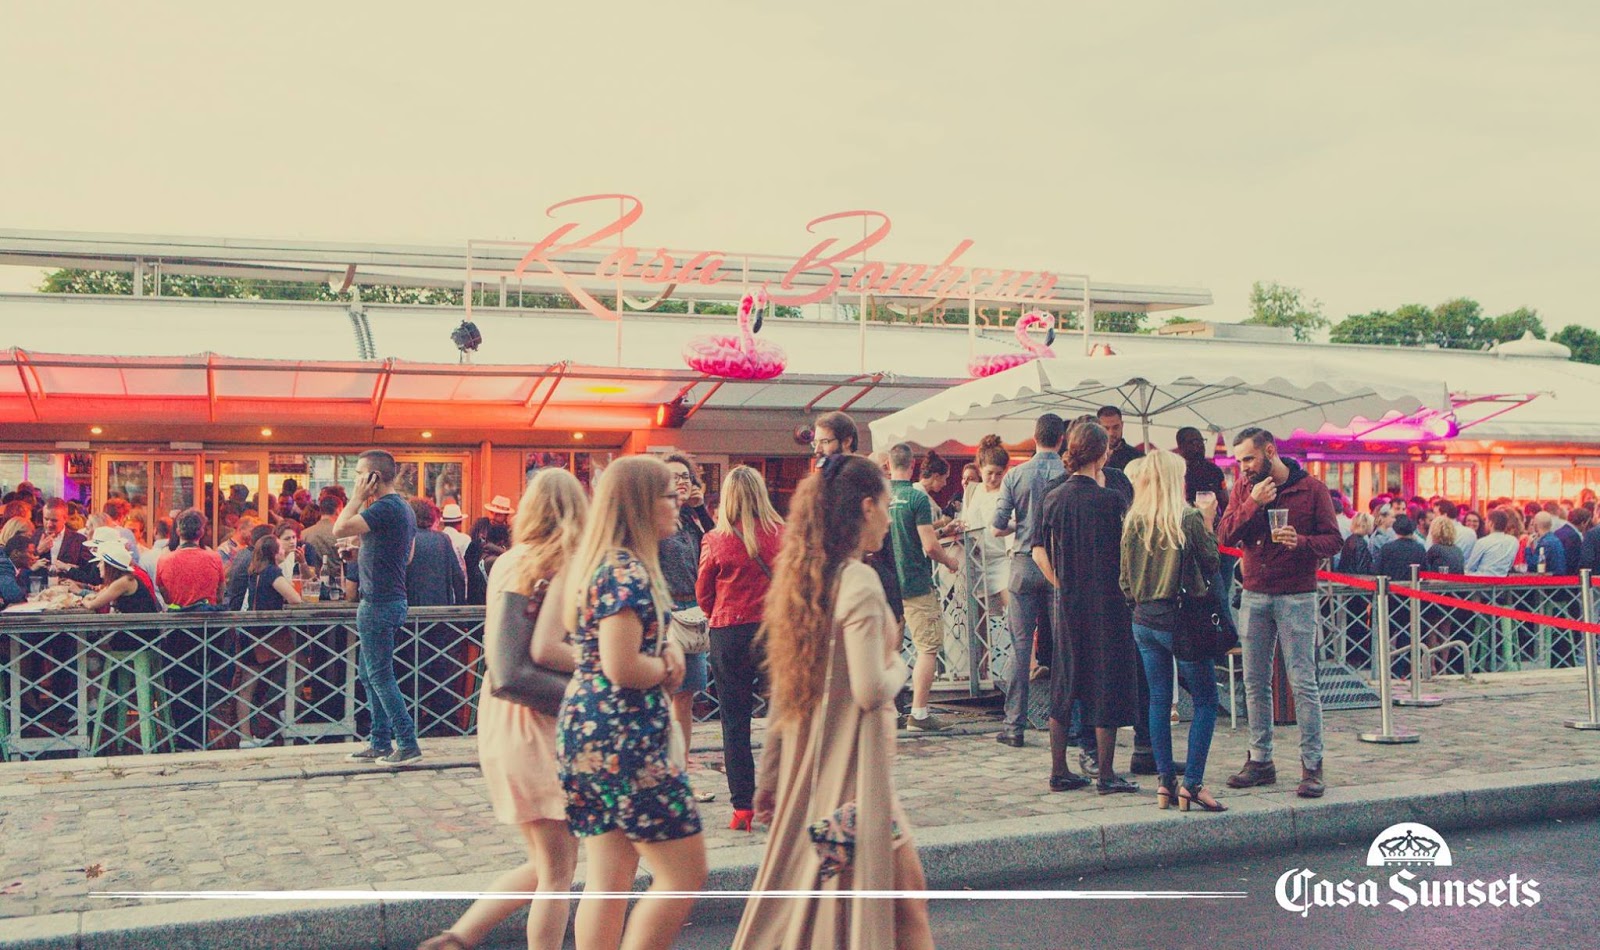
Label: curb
xmin=5 ymin=765 xmax=1598 ymax=950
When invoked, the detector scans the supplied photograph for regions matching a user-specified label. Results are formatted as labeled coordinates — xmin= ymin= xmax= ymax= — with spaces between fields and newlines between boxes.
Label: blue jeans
xmin=357 ymin=598 xmax=417 ymax=750
xmin=1132 ymin=623 xmax=1218 ymax=789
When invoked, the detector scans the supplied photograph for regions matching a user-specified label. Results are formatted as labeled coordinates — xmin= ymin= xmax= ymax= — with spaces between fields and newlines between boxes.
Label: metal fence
xmin=1318 ymin=573 xmax=1596 ymax=681
xmin=7 ymin=563 xmax=1596 ymax=761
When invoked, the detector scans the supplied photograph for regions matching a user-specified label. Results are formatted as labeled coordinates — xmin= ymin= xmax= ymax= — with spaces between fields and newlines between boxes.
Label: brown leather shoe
xmin=1225 ymin=756 xmax=1277 ymax=789
xmin=1297 ymin=766 xmax=1325 ymax=798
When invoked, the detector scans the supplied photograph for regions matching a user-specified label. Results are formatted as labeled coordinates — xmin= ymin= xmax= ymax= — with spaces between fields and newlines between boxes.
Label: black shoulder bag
xmin=486 ymin=574 xmax=572 ymax=716
xmin=1172 ymin=534 xmax=1239 ymax=662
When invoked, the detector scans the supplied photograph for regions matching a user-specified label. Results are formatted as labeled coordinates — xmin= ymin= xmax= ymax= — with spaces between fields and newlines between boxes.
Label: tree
xmin=1481 ymin=307 xmax=1545 ymax=343
xmin=1329 ymin=307 xmax=1427 ymax=346
xmin=1428 ymin=297 xmax=1485 ymax=349
xmin=1241 ymin=281 xmax=1329 ymax=341
xmin=1093 ymin=311 xmax=1149 ymax=334
xmin=1553 ymin=325 xmax=1600 ymax=365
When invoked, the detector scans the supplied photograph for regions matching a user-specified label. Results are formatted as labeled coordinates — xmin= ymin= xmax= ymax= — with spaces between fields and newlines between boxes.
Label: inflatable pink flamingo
xmin=968 ymin=311 xmax=1057 ymax=377
xmin=682 ymin=289 xmax=788 ymax=380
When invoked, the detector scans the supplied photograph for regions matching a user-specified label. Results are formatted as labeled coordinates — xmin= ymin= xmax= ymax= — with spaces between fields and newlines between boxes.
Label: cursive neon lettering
xmin=846 ymin=261 xmax=886 ymax=294
xmin=908 ymin=240 xmax=974 ymax=297
xmin=500 ymin=195 xmax=1075 ymax=318
xmin=595 ymin=247 xmax=639 ymax=281
xmin=639 ymin=250 xmax=677 ymax=283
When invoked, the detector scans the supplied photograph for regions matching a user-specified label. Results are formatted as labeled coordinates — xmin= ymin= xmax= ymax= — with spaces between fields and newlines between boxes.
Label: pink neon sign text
xmin=511 ymin=193 xmax=1063 ymax=321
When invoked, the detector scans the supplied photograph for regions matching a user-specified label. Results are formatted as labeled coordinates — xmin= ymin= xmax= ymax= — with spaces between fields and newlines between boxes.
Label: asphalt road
xmin=495 ymin=816 xmax=1600 ymax=949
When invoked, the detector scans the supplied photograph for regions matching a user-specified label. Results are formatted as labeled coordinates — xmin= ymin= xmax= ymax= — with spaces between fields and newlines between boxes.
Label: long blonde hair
xmin=564 ymin=455 xmax=673 ymax=633
xmin=762 ymin=455 xmax=888 ymax=727
xmin=1126 ymin=448 xmax=1188 ymax=552
xmin=714 ymin=465 xmax=783 ymax=558
xmin=512 ymin=468 xmax=588 ymax=595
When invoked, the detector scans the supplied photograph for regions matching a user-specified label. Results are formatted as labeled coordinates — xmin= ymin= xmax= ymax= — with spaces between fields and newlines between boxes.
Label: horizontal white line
xmin=93 ymin=889 xmax=1248 ymax=902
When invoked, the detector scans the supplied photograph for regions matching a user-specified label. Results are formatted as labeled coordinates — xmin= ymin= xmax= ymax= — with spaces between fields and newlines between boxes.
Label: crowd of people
xmin=10 ymin=418 xmax=1600 ymax=947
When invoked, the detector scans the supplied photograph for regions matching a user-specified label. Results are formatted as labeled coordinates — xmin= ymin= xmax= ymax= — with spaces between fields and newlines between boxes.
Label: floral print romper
xmin=558 ymin=550 xmax=702 ymax=842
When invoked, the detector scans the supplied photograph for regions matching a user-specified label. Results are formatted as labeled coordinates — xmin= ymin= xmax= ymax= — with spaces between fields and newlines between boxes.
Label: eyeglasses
xmin=811 ymin=437 xmax=839 ymax=449
xmin=670 ymin=472 xmax=694 ymax=483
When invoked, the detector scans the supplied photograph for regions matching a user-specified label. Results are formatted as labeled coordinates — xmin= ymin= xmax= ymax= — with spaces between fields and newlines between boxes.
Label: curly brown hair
xmin=760 ymin=455 xmax=888 ymax=727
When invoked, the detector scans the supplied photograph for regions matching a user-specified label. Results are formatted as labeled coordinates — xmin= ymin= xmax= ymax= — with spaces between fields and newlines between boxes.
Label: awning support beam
xmin=13 ymin=349 xmax=42 ymax=422
xmin=527 ymin=361 xmax=570 ymax=428
xmin=370 ymin=359 xmax=395 ymax=426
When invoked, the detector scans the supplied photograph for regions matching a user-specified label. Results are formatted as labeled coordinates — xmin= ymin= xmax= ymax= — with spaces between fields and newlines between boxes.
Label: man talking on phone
xmin=334 ymin=449 xmax=421 ymax=765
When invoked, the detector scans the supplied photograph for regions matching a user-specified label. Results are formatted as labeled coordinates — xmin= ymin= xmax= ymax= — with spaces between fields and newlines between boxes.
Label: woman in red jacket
xmin=696 ymin=465 xmax=784 ymax=831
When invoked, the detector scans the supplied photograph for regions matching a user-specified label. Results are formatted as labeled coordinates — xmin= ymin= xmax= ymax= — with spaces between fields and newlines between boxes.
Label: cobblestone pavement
xmin=2 ymin=670 xmax=1596 ymax=920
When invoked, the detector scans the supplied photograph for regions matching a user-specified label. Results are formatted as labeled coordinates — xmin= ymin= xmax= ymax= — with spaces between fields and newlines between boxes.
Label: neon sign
xmin=507 ymin=193 xmax=1065 ymax=321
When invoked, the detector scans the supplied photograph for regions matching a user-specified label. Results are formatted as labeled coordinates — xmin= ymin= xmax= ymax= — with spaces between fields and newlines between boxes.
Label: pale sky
xmin=3 ymin=2 xmax=1596 ymax=330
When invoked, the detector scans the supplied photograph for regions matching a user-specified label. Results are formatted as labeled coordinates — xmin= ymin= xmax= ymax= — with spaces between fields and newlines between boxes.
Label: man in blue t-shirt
xmin=335 ymin=449 xmax=420 ymax=765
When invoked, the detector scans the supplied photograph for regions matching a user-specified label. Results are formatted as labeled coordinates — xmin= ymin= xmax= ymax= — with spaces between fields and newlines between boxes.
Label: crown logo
xmin=1366 ymin=822 xmax=1453 ymax=868
xmin=1376 ymin=831 xmax=1443 ymax=865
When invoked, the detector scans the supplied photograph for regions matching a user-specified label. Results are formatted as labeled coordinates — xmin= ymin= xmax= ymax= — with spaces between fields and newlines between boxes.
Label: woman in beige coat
xmin=733 ymin=454 xmax=935 ymax=950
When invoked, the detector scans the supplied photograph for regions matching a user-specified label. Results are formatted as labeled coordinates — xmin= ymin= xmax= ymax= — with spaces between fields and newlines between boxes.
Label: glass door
xmin=99 ymin=454 xmax=201 ymax=538
xmin=208 ymin=453 xmax=269 ymax=545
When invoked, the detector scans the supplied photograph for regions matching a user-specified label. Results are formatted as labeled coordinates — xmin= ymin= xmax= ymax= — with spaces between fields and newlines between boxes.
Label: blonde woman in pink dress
xmin=420 ymin=469 xmax=586 ymax=950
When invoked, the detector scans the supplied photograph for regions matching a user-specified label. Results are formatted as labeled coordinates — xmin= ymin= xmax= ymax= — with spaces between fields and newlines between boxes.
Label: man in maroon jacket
xmin=1217 ymin=427 xmax=1342 ymax=798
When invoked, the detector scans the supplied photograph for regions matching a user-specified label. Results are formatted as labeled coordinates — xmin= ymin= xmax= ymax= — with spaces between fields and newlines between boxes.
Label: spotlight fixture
xmin=260 ymin=428 xmax=273 ymax=437
xmin=451 ymin=320 xmax=483 ymax=363
xmin=573 ymin=431 xmax=586 ymax=441
xmin=654 ymin=398 xmax=690 ymax=429
xmin=90 ymin=426 xmax=104 ymax=435
xmin=793 ymin=425 xmax=814 ymax=446
xmin=421 ymin=431 xmax=434 ymax=439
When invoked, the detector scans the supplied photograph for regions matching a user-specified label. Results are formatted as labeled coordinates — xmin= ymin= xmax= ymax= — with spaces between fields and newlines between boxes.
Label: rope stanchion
xmin=1564 ymin=568 xmax=1600 ymax=732
xmin=1395 ymin=564 xmax=1443 ymax=708
xmin=1359 ymin=576 xmax=1419 ymax=745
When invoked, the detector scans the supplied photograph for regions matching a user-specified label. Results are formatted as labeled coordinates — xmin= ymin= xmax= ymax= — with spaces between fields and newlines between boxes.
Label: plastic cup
xmin=1269 ymin=508 xmax=1290 ymax=533
xmin=303 ymin=584 xmax=320 ymax=603
xmin=292 ymin=577 xmax=304 ymax=597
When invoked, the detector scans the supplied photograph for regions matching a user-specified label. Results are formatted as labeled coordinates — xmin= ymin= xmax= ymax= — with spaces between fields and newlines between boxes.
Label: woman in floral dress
xmin=559 ymin=455 xmax=707 ymax=950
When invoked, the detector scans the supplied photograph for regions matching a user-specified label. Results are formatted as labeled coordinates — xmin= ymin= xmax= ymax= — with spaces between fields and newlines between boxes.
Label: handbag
xmin=657 ymin=602 xmax=689 ymax=770
xmin=486 ymin=575 xmax=571 ymax=716
xmin=805 ymin=588 xmax=903 ymax=883
xmin=1172 ymin=539 xmax=1239 ymax=662
xmin=667 ymin=605 xmax=710 ymax=654
xmin=731 ymin=527 xmax=773 ymax=579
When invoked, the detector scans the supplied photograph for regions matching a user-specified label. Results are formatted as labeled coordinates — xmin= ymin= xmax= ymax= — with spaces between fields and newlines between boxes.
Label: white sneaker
xmin=239 ymin=737 xmax=271 ymax=749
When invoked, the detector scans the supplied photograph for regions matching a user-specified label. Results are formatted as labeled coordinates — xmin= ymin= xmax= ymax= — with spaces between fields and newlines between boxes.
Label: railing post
xmin=1361 ymin=576 xmax=1420 ymax=744
xmin=1395 ymin=564 xmax=1443 ymax=707
xmin=1563 ymin=569 xmax=1600 ymax=731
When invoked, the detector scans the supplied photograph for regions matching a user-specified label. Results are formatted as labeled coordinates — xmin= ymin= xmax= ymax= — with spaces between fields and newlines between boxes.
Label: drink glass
xmin=1268 ymin=508 xmax=1290 ymax=536
xmin=292 ymin=577 xmax=304 ymax=598
xmin=29 ymin=575 xmax=45 ymax=597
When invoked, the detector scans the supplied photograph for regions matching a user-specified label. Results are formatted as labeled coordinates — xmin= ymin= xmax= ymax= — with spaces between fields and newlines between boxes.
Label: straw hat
xmin=440 ymin=503 xmax=465 ymax=523
xmin=484 ymin=496 xmax=514 ymax=515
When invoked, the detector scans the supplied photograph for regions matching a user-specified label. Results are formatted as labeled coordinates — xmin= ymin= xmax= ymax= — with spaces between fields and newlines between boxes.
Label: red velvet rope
xmin=1217 ymin=545 xmax=1597 ymax=633
xmin=1387 ymin=584 xmax=1600 ymax=635
xmin=1417 ymin=571 xmax=1576 ymax=586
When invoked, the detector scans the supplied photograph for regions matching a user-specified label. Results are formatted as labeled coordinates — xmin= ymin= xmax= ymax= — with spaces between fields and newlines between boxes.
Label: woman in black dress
xmin=1033 ymin=420 xmax=1140 ymax=794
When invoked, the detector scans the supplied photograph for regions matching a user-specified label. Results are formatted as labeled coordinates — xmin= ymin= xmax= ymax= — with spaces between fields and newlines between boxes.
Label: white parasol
xmin=868 ymin=351 xmax=1454 ymax=449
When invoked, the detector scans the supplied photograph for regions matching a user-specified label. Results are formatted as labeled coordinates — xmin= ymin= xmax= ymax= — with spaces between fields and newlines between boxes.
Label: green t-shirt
xmin=889 ymin=480 xmax=935 ymax=598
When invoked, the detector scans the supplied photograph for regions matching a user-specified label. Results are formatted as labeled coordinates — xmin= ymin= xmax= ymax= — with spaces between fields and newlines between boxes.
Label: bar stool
xmin=87 ymin=648 xmax=175 ymax=755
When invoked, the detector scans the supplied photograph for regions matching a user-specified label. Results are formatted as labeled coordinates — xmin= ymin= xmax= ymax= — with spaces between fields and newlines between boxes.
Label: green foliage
xmin=1093 ymin=311 xmax=1149 ymax=334
xmin=1481 ymin=306 xmax=1544 ymax=342
xmin=1553 ymin=325 xmax=1600 ymax=364
xmin=1329 ymin=299 xmax=1547 ymax=350
xmin=1241 ymin=281 xmax=1329 ymax=341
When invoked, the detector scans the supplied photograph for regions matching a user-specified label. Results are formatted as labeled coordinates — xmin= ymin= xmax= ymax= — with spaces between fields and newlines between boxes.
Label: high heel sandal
xmin=1156 ymin=774 xmax=1178 ymax=810
xmin=1178 ymin=785 xmax=1228 ymax=813
xmin=730 ymin=809 xmax=755 ymax=832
